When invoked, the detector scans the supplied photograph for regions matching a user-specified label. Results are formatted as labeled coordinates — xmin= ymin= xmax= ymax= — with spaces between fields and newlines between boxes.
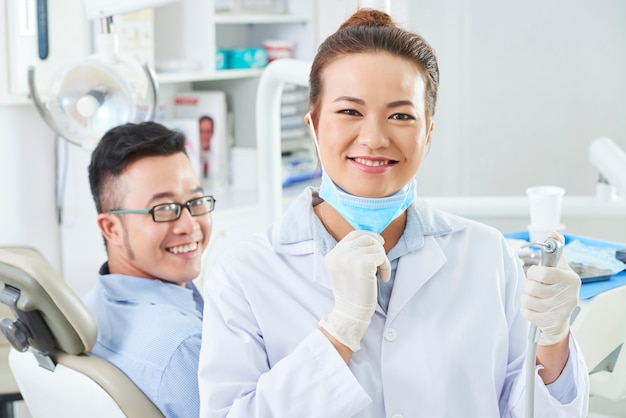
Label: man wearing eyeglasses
xmin=83 ymin=121 xmax=215 ymax=418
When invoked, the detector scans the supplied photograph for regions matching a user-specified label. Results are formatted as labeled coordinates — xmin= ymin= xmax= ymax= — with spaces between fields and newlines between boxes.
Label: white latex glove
xmin=319 ymin=230 xmax=391 ymax=352
xmin=521 ymin=232 xmax=581 ymax=346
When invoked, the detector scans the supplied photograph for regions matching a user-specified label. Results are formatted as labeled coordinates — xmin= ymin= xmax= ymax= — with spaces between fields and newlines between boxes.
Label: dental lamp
xmin=28 ymin=0 xmax=178 ymax=149
xmin=589 ymin=137 xmax=626 ymax=201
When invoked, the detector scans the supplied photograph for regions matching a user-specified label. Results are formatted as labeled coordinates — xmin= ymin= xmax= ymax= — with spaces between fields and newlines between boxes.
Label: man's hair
xmin=88 ymin=121 xmax=187 ymax=214
xmin=199 ymin=115 xmax=214 ymax=125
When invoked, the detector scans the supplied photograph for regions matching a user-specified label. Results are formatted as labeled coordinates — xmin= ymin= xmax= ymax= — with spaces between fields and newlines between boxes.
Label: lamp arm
xmin=589 ymin=137 xmax=626 ymax=199
xmin=28 ymin=66 xmax=59 ymax=133
xmin=28 ymin=66 xmax=82 ymax=148
xmin=142 ymin=62 xmax=159 ymax=122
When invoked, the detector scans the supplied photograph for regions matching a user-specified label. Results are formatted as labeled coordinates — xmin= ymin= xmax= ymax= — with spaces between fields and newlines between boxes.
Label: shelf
xmin=0 ymin=95 xmax=32 ymax=106
xmin=214 ymin=13 xmax=309 ymax=25
xmin=157 ymin=68 xmax=264 ymax=84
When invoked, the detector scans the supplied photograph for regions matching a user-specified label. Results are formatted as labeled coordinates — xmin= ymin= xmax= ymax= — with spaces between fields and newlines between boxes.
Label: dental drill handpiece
xmin=525 ymin=237 xmax=564 ymax=418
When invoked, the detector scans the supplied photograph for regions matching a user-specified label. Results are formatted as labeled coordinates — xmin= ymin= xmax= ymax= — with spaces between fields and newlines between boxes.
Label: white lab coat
xmin=199 ymin=188 xmax=589 ymax=417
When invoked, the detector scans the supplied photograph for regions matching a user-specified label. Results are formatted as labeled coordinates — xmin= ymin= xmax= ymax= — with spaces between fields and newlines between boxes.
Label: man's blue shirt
xmin=83 ymin=263 xmax=203 ymax=418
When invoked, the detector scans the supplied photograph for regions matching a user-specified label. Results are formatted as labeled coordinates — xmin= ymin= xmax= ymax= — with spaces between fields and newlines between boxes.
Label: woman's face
xmin=308 ymin=52 xmax=434 ymax=198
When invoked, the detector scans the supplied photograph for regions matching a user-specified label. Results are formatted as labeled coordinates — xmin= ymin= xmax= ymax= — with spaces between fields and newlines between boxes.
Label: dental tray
xmin=505 ymin=232 xmax=626 ymax=285
xmin=519 ymin=255 xmax=614 ymax=284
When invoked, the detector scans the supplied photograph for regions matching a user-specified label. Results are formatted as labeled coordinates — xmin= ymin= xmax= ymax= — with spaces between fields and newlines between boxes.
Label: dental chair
xmin=0 ymin=303 xmax=22 ymax=418
xmin=0 ymin=246 xmax=164 ymax=418
xmin=570 ymin=284 xmax=626 ymax=416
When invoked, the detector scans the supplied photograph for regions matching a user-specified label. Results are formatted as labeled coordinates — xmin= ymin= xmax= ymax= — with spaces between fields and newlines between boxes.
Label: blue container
xmin=228 ymin=48 xmax=268 ymax=69
xmin=216 ymin=49 xmax=229 ymax=70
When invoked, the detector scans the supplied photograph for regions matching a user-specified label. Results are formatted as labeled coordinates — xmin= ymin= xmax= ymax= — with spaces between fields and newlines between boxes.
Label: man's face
xmin=199 ymin=119 xmax=214 ymax=151
xmin=98 ymin=152 xmax=212 ymax=285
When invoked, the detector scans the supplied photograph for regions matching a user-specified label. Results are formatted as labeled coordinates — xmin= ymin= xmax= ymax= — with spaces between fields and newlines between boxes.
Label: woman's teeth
xmin=353 ymin=158 xmax=390 ymax=166
xmin=167 ymin=242 xmax=198 ymax=254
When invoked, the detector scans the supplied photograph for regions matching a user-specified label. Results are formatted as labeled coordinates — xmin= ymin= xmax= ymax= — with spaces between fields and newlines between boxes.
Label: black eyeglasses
xmin=108 ymin=196 xmax=216 ymax=222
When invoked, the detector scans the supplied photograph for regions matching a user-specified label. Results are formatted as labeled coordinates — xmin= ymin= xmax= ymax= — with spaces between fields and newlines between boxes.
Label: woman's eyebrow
xmin=333 ymin=96 xmax=364 ymax=105
xmin=387 ymin=100 xmax=414 ymax=109
xmin=333 ymin=96 xmax=414 ymax=109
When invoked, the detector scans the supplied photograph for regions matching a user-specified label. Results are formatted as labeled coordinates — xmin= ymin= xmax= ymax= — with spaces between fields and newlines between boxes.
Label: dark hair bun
xmin=338 ymin=8 xmax=396 ymax=30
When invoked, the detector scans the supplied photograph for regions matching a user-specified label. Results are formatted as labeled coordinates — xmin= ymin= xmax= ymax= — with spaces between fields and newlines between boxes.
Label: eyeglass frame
xmin=107 ymin=195 xmax=216 ymax=223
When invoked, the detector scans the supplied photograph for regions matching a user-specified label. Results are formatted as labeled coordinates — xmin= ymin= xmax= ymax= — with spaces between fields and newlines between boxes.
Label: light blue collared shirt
xmin=83 ymin=264 xmax=203 ymax=418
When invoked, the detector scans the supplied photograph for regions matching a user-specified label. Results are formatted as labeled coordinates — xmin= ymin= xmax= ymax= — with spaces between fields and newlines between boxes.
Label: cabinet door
xmin=154 ymin=0 xmax=216 ymax=73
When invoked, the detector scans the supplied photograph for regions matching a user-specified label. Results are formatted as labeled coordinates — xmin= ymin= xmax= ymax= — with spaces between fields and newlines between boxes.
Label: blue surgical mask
xmin=306 ymin=112 xmax=416 ymax=233
xmin=319 ymin=171 xmax=416 ymax=233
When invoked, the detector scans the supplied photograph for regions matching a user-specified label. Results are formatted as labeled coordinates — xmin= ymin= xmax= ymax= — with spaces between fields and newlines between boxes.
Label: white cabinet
xmin=149 ymin=0 xmax=318 ymax=270
xmin=153 ymin=1 xmax=313 ymax=77
xmin=152 ymin=0 xmax=314 ymax=150
xmin=153 ymin=3 xmax=312 ymax=80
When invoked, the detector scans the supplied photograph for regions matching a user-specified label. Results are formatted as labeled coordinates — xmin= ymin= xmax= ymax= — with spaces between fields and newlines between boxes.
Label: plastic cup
xmin=526 ymin=185 xmax=565 ymax=241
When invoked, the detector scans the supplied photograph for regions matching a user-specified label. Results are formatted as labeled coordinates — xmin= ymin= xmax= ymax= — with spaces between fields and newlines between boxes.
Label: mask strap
xmin=306 ymin=112 xmax=323 ymax=167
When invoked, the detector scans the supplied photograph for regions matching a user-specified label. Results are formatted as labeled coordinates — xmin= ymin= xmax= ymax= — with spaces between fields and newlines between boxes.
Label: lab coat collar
xmin=271 ymin=187 xmax=466 ymax=290
xmin=271 ymin=187 xmax=322 ymax=254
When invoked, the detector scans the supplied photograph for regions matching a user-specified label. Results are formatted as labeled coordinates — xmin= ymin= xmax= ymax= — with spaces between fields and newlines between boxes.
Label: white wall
xmin=0 ymin=106 xmax=62 ymax=271
xmin=407 ymin=0 xmax=626 ymax=198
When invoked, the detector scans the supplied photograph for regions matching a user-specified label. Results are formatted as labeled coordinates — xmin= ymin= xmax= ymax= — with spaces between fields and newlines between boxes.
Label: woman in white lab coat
xmin=198 ymin=8 xmax=588 ymax=417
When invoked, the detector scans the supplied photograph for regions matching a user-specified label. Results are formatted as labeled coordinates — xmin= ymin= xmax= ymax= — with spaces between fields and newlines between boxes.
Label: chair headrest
xmin=0 ymin=247 xmax=97 ymax=355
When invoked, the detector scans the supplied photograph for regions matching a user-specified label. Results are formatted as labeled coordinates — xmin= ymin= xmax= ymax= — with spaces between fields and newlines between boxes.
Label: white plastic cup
xmin=526 ymin=185 xmax=565 ymax=227
xmin=526 ymin=185 xmax=565 ymax=241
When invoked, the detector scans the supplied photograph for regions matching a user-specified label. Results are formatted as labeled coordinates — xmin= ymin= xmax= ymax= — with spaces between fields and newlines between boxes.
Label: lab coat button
xmin=384 ymin=328 xmax=397 ymax=342
xmin=391 ymin=414 xmax=404 ymax=418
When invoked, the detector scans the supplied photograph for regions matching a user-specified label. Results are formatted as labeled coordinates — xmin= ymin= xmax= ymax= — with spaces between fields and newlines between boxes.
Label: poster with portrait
xmin=173 ymin=91 xmax=230 ymax=191
xmin=161 ymin=118 xmax=201 ymax=178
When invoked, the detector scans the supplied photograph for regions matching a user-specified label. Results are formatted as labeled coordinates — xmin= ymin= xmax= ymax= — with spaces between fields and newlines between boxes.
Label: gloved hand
xmin=521 ymin=232 xmax=581 ymax=346
xmin=319 ymin=230 xmax=391 ymax=352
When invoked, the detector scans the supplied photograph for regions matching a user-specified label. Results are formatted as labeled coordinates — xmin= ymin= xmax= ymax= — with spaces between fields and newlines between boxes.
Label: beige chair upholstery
xmin=571 ymin=285 xmax=626 ymax=401
xmin=0 ymin=246 xmax=164 ymax=418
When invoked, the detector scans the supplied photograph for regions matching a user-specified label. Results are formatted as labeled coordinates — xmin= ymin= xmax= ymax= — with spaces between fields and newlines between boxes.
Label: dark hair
xmin=309 ymin=8 xmax=439 ymax=122
xmin=199 ymin=115 xmax=214 ymax=125
xmin=88 ymin=121 xmax=187 ymax=214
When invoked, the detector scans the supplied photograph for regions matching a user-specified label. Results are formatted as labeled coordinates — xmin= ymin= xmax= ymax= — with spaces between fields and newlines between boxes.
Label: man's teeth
xmin=168 ymin=242 xmax=198 ymax=254
xmin=353 ymin=158 xmax=389 ymax=167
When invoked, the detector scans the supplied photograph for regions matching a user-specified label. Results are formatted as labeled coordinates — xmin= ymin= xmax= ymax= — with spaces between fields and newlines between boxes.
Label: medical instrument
xmin=523 ymin=237 xmax=564 ymax=418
